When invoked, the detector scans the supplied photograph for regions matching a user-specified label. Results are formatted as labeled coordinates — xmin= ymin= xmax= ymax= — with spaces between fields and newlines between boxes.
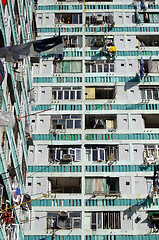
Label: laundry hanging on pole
xmin=0 ymin=36 xmax=64 ymax=62
xmin=2 ymin=0 xmax=7 ymax=5
xmin=148 ymin=56 xmax=152 ymax=73
xmin=0 ymin=60 xmax=5 ymax=85
xmin=140 ymin=57 xmax=145 ymax=79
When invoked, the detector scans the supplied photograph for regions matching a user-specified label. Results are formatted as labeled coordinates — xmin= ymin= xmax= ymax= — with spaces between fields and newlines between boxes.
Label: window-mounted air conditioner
xmin=96 ymin=14 xmax=103 ymax=23
xmin=62 ymin=154 xmax=73 ymax=161
xmin=95 ymin=37 xmax=104 ymax=47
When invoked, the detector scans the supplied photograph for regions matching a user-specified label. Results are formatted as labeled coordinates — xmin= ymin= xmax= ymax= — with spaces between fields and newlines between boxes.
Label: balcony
xmin=85 ymin=115 xmax=116 ymax=130
xmin=85 ymin=35 xmax=114 ymax=49
xmin=48 ymin=177 xmax=81 ymax=193
xmin=85 ymin=177 xmax=120 ymax=196
xmin=85 ymin=13 xmax=114 ymax=27
xmin=85 ymin=86 xmax=115 ymax=100
xmin=142 ymin=114 xmax=159 ymax=128
xmin=137 ymin=35 xmax=159 ymax=48
xmin=55 ymin=13 xmax=82 ymax=24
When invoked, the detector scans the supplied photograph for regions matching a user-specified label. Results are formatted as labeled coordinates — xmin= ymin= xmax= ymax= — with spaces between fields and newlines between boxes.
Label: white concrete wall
xmin=37 ymin=115 xmax=51 ymax=132
xmin=120 ymin=176 xmax=131 ymax=195
xmin=39 ymin=87 xmax=52 ymax=103
xmin=119 ymin=145 xmax=130 ymax=161
xmin=117 ymin=115 xmax=129 ymax=130
xmin=130 ymin=115 xmax=144 ymax=131
xmin=36 ymin=177 xmax=48 ymax=194
xmin=132 ymin=144 xmax=144 ymax=164
xmin=36 ymin=145 xmax=49 ymax=164
xmin=134 ymin=177 xmax=147 ymax=195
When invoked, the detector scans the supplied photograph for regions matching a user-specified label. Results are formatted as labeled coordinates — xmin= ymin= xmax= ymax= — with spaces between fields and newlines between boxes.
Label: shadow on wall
xmin=124 ymin=76 xmax=140 ymax=91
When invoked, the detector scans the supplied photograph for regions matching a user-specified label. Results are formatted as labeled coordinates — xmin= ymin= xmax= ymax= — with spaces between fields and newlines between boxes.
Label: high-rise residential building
xmin=0 ymin=0 xmax=35 ymax=239
xmin=24 ymin=0 xmax=159 ymax=239
xmin=2 ymin=0 xmax=159 ymax=240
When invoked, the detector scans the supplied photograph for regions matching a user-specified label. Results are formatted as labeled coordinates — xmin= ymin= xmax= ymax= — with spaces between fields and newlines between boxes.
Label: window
xmin=55 ymin=13 xmax=82 ymax=24
xmin=85 ymin=61 xmax=115 ymax=73
xmin=52 ymin=87 xmax=82 ymax=100
xmin=85 ymin=146 xmax=119 ymax=162
xmin=85 ymin=177 xmax=119 ymax=195
xmin=91 ymin=212 xmax=121 ymax=229
xmin=50 ymin=115 xmax=82 ymax=130
xmin=85 ymin=13 xmax=114 ymax=25
xmin=140 ymin=87 xmax=159 ymax=100
xmin=49 ymin=147 xmax=81 ymax=162
xmin=54 ymin=61 xmax=82 ymax=73
xmin=47 ymin=212 xmax=82 ymax=230
xmin=144 ymin=145 xmax=159 ymax=160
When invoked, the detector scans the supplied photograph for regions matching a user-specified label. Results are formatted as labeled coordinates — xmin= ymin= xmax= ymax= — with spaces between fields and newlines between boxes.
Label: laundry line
xmin=16 ymin=106 xmax=56 ymax=120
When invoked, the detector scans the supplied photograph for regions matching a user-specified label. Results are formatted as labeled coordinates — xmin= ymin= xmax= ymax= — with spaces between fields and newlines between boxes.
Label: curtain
xmin=85 ymin=178 xmax=93 ymax=194
xmin=149 ymin=14 xmax=159 ymax=23
xmin=60 ymin=61 xmax=70 ymax=73
xmin=85 ymin=178 xmax=107 ymax=193
xmin=138 ymin=13 xmax=144 ymax=23
xmin=71 ymin=61 xmax=82 ymax=73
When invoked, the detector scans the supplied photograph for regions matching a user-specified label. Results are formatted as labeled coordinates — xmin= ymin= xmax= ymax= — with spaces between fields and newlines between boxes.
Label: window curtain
xmin=149 ymin=14 xmax=159 ymax=23
xmin=60 ymin=61 xmax=70 ymax=73
xmin=71 ymin=61 xmax=82 ymax=73
xmin=138 ymin=13 xmax=144 ymax=23
xmin=85 ymin=178 xmax=107 ymax=193
xmin=85 ymin=178 xmax=93 ymax=194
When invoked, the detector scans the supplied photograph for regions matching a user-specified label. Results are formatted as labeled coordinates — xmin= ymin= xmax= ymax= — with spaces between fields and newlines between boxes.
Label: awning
xmin=147 ymin=211 xmax=159 ymax=220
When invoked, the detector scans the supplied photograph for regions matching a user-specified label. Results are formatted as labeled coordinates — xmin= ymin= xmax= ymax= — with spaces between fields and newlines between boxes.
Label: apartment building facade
xmin=1 ymin=0 xmax=159 ymax=239
xmin=0 ymin=0 xmax=35 ymax=239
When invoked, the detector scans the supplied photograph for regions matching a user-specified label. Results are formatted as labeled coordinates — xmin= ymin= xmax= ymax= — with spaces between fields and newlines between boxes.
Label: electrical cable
xmin=0 ymin=192 xmax=52 ymax=213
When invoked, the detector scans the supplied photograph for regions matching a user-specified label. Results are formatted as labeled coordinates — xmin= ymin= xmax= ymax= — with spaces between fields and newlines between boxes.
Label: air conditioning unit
xmin=62 ymin=154 xmax=73 ymax=161
xmin=96 ymin=14 xmax=103 ymax=23
xmin=59 ymin=211 xmax=68 ymax=221
xmin=71 ymin=38 xmax=78 ymax=46
xmin=95 ymin=37 xmax=104 ymax=47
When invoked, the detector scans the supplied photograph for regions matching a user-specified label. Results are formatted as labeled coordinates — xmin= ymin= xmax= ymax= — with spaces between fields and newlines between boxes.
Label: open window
xmin=48 ymin=177 xmax=81 ymax=193
xmin=86 ymin=145 xmax=119 ymax=162
xmin=137 ymin=35 xmax=159 ymax=47
xmin=48 ymin=146 xmax=81 ymax=163
xmin=55 ymin=13 xmax=82 ymax=24
xmin=144 ymin=145 xmax=159 ymax=164
xmin=85 ymin=115 xmax=116 ymax=130
xmin=142 ymin=114 xmax=159 ymax=128
xmin=85 ymin=87 xmax=115 ymax=100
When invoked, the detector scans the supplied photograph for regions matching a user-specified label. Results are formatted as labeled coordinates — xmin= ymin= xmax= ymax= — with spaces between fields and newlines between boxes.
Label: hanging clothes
xmin=2 ymin=211 xmax=11 ymax=224
xmin=21 ymin=194 xmax=32 ymax=211
xmin=0 ymin=36 xmax=64 ymax=62
xmin=2 ymin=0 xmax=7 ymax=5
xmin=0 ymin=60 xmax=5 ymax=85
xmin=140 ymin=1 xmax=146 ymax=9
